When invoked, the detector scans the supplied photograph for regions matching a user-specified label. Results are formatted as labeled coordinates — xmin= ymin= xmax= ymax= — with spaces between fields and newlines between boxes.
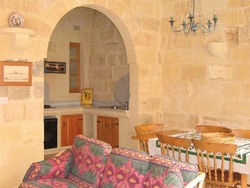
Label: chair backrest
xmin=156 ymin=132 xmax=192 ymax=162
xmin=134 ymin=124 xmax=165 ymax=154
xmin=195 ymin=125 xmax=232 ymax=133
xmin=136 ymin=133 xmax=157 ymax=154
xmin=135 ymin=123 xmax=165 ymax=135
xmin=192 ymin=139 xmax=239 ymax=187
xmin=232 ymin=129 xmax=250 ymax=139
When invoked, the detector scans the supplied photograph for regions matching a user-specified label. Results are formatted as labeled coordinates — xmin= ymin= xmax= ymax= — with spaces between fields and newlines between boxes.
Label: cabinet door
xmin=97 ymin=116 xmax=106 ymax=142
xmin=97 ymin=116 xmax=119 ymax=148
xmin=110 ymin=117 xmax=119 ymax=148
xmin=69 ymin=114 xmax=83 ymax=145
xmin=61 ymin=114 xmax=83 ymax=147
xmin=61 ymin=115 xmax=70 ymax=147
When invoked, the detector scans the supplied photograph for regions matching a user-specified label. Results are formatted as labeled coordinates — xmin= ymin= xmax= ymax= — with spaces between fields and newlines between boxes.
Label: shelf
xmin=0 ymin=27 xmax=35 ymax=35
xmin=0 ymin=27 xmax=35 ymax=59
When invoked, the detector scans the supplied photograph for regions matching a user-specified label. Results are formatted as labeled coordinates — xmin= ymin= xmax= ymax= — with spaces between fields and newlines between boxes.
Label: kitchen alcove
xmin=45 ymin=7 xmax=129 ymax=106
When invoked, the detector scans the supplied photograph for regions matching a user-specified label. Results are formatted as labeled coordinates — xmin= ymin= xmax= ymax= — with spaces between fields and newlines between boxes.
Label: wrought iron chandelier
xmin=169 ymin=0 xmax=218 ymax=35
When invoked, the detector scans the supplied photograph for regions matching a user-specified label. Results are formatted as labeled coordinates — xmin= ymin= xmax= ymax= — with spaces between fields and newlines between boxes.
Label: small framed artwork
xmin=0 ymin=61 xmax=32 ymax=86
xmin=81 ymin=88 xmax=93 ymax=105
xmin=44 ymin=61 xmax=66 ymax=74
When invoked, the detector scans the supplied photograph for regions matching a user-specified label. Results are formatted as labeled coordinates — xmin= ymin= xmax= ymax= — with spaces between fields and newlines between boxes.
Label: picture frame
xmin=44 ymin=61 xmax=66 ymax=74
xmin=81 ymin=88 xmax=93 ymax=105
xmin=0 ymin=61 xmax=32 ymax=86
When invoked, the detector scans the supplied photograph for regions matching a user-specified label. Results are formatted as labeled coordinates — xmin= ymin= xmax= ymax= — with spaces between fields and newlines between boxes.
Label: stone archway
xmin=44 ymin=2 xmax=139 ymax=147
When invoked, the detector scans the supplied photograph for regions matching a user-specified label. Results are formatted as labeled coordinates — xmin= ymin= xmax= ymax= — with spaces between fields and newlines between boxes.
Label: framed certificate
xmin=81 ymin=88 xmax=93 ymax=105
xmin=0 ymin=61 xmax=32 ymax=86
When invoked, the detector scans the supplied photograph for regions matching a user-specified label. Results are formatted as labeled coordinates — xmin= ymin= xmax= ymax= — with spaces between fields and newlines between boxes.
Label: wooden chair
xmin=195 ymin=125 xmax=232 ymax=133
xmin=132 ymin=124 xmax=165 ymax=154
xmin=134 ymin=123 xmax=166 ymax=135
xmin=156 ymin=132 xmax=192 ymax=162
xmin=232 ymin=129 xmax=250 ymax=139
xmin=192 ymin=139 xmax=241 ymax=187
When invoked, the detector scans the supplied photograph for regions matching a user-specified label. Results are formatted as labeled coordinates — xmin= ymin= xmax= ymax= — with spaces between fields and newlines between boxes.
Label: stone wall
xmin=160 ymin=0 xmax=250 ymax=131
xmin=0 ymin=0 xmax=250 ymax=187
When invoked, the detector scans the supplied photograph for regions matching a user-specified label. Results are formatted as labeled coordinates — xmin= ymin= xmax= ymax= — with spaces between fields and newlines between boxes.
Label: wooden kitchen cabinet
xmin=61 ymin=114 xmax=83 ymax=146
xmin=97 ymin=116 xmax=119 ymax=148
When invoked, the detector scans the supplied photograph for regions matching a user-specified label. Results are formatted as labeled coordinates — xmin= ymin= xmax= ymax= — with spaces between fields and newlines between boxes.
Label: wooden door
xmin=97 ymin=116 xmax=119 ymax=148
xmin=109 ymin=117 xmax=119 ymax=148
xmin=61 ymin=114 xmax=83 ymax=147
xmin=97 ymin=116 xmax=106 ymax=142
xmin=68 ymin=114 xmax=83 ymax=145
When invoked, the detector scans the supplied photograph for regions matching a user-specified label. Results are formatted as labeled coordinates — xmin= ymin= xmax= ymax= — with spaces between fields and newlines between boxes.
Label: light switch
xmin=0 ymin=97 xmax=8 ymax=104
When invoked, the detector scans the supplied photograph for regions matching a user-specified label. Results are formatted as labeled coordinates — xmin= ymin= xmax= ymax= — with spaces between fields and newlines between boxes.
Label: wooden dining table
xmin=148 ymin=130 xmax=250 ymax=188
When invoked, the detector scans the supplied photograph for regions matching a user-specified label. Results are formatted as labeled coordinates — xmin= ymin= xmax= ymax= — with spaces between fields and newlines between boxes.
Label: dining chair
xmin=195 ymin=125 xmax=232 ymax=133
xmin=232 ymin=129 xmax=250 ymax=139
xmin=192 ymin=139 xmax=241 ymax=187
xmin=134 ymin=123 xmax=166 ymax=135
xmin=132 ymin=124 xmax=165 ymax=154
xmin=156 ymin=132 xmax=192 ymax=162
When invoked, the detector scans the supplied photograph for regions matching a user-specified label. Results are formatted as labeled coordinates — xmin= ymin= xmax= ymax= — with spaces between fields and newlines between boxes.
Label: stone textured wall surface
xmin=0 ymin=0 xmax=250 ymax=187
xmin=161 ymin=0 xmax=250 ymax=131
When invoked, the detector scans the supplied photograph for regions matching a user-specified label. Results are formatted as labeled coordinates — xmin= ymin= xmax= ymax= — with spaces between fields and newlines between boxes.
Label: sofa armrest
xmin=22 ymin=148 xmax=73 ymax=182
xmin=55 ymin=149 xmax=66 ymax=156
xmin=184 ymin=172 xmax=205 ymax=188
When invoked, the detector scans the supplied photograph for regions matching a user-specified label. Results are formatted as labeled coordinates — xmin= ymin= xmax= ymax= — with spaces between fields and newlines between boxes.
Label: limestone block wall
xmin=0 ymin=0 xmax=250 ymax=187
xmin=88 ymin=9 xmax=128 ymax=101
xmin=160 ymin=0 xmax=250 ymax=131
xmin=46 ymin=7 xmax=90 ymax=102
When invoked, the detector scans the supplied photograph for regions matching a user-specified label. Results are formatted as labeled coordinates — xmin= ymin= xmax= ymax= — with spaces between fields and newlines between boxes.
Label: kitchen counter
xmin=44 ymin=104 xmax=130 ymax=152
xmin=44 ymin=105 xmax=129 ymax=118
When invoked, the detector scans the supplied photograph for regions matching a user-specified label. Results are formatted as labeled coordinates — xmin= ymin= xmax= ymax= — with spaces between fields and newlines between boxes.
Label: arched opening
xmin=45 ymin=6 xmax=135 ymax=108
xmin=44 ymin=5 xmax=138 ymax=152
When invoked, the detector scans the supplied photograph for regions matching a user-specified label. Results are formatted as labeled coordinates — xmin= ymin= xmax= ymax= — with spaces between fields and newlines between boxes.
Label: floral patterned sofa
xmin=19 ymin=135 xmax=205 ymax=188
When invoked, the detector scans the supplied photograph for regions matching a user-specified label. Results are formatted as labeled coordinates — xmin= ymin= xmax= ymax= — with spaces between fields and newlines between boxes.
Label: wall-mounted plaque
xmin=81 ymin=88 xmax=93 ymax=105
xmin=44 ymin=61 xmax=66 ymax=74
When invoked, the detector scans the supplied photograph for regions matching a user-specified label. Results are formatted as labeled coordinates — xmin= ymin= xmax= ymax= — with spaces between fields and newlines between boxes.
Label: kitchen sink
xmin=98 ymin=105 xmax=124 ymax=110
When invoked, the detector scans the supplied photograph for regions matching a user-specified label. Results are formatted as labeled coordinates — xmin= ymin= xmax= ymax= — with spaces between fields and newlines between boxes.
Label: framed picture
xmin=44 ymin=61 xmax=66 ymax=74
xmin=81 ymin=88 xmax=93 ymax=105
xmin=0 ymin=61 xmax=32 ymax=86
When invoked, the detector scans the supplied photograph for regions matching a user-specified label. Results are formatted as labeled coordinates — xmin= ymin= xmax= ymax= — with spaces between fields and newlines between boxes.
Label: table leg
xmin=241 ymin=174 xmax=247 ymax=188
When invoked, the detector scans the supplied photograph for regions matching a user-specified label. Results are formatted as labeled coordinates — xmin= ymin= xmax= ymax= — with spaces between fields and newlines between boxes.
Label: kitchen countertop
xmin=44 ymin=105 xmax=129 ymax=118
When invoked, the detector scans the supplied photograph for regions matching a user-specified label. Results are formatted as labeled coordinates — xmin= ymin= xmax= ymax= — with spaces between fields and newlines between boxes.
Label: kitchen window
xmin=69 ymin=42 xmax=80 ymax=93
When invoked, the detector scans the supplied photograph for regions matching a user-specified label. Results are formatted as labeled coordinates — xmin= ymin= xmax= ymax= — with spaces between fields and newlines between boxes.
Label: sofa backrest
xmin=67 ymin=135 xmax=112 ymax=188
xmin=100 ymin=147 xmax=151 ymax=188
xmin=149 ymin=154 xmax=199 ymax=187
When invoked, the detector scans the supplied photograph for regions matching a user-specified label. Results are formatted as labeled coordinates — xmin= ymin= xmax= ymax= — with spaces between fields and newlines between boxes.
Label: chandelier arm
xmin=170 ymin=25 xmax=187 ymax=35
xmin=196 ymin=23 xmax=216 ymax=35
xmin=197 ymin=22 xmax=216 ymax=32
xmin=184 ymin=24 xmax=191 ymax=35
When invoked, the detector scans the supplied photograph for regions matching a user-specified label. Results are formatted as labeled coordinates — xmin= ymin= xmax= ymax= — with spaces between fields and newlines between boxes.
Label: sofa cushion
xmin=148 ymin=161 xmax=184 ymax=188
xmin=67 ymin=135 xmax=112 ymax=188
xmin=22 ymin=148 xmax=73 ymax=182
xmin=100 ymin=147 xmax=151 ymax=188
xmin=19 ymin=178 xmax=78 ymax=188
xmin=150 ymin=155 xmax=199 ymax=186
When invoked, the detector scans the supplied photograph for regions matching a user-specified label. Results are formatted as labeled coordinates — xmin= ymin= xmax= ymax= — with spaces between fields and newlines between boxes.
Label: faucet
xmin=115 ymin=98 xmax=129 ymax=110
